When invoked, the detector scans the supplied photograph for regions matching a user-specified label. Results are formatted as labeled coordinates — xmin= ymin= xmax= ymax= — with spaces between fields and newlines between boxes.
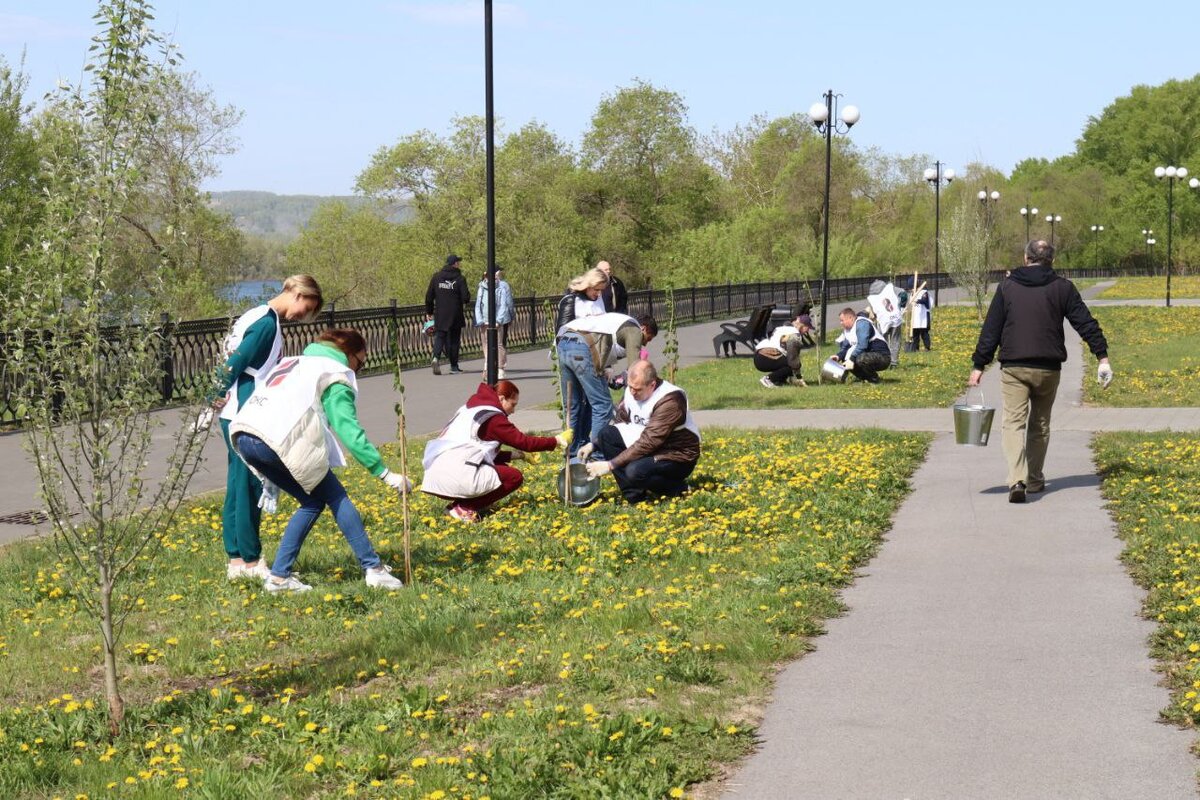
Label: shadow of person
xmin=980 ymin=473 xmax=1101 ymax=498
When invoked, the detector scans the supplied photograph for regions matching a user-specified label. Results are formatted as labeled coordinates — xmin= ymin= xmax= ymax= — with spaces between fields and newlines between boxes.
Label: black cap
xmin=445 ymin=254 xmax=462 ymax=267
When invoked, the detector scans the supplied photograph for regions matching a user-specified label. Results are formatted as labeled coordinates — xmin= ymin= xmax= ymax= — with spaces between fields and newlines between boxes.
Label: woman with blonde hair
xmin=555 ymin=267 xmax=608 ymax=333
xmin=213 ymin=274 xmax=323 ymax=582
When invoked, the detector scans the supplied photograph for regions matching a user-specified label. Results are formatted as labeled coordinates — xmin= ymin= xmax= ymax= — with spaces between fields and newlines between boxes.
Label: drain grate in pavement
xmin=0 ymin=509 xmax=73 ymax=525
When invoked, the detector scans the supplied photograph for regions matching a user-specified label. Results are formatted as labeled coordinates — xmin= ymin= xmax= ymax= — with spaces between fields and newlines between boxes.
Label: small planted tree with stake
xmin=2 ymin=0 xmax=209 ymax=736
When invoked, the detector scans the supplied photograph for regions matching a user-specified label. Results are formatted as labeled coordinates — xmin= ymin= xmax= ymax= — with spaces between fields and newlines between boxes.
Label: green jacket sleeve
xmin=320 ymin=383 xmax=386 ymax=476
xmin=216 ymin=313 xmax=277 ymax=396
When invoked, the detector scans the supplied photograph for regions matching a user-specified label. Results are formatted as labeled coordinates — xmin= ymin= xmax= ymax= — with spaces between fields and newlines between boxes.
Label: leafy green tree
xmin=0 ymin=56 xmax=43 ymax=290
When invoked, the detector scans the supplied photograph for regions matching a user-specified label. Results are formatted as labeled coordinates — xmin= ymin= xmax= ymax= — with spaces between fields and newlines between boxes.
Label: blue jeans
xmin=558 ymin=334 xmax=613 ymax=455
xmin=234 ymin=434 xmax=382 ymax=578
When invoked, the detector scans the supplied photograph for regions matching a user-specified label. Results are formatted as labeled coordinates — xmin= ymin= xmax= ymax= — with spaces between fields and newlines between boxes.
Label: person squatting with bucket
xmin=213 ymin=274 xmax=323 ymax=582
xmin=422 ymin=380 xmax=573 ymax=523
xmin=230 ymin=328 xmax=410 ymax=593
xmin=830 ymin=307 xmax=892 ymax=384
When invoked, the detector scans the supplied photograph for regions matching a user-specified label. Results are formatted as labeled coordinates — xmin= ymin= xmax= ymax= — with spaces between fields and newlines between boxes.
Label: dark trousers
xmin=911 ymin=327 xmax=931 ymax=350
xmin=433 ymin=325 xmax=463 ymax=368
xmin=596 ymin=425 xmax=696 ymax=504
xmin=850 ymin=351 xmax=891 ymax=383
xmin=754 ymin=351 xmax=792 ymax=385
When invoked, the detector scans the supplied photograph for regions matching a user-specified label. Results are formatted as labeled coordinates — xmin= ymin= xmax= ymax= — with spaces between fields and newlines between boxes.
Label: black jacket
xmin=601 ymin=274 xmax=628 ymax=315
xmin=425 ymin=266 xmax=471 ymax=330
xmin=554 ymin=291 xmax=589 ymax=333
xmin=971 ymin=264 xmax=1108 ymax=371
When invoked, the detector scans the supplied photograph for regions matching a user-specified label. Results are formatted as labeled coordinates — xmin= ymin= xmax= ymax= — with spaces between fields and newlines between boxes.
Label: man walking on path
xmin=969 ymin=240 xmax=1112 ymax=503
xmin=426 ymin=254 xmax=472 ymax=374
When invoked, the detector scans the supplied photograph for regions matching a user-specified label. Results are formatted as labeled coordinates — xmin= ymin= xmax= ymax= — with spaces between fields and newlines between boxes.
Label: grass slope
xmin=1082 ymin=307 xmax=1200 ymax=407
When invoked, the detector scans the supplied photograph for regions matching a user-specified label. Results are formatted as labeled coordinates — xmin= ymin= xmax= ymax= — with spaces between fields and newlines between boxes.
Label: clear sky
xmin=3 ymin=1 xmax=1196 ymax=195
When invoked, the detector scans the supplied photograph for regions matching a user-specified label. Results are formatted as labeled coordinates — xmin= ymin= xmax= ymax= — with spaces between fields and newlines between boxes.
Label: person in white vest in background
xmin=555 ymin=312 xmax=657 ymax=457
xmin=910 ymin=282 xmax=932 ymax=351
xmin=212 ymin=274 xmax=322 ymax=582
xmin=754 ymin=312 xmax=815 ymax=388
xmin=421 ymin=380 xmax=573 ymax=523
xmin=579 ymin=360 xmax=701 ymax=504
xmin=230 ymin=328 xmax=409 ymax=593
xmin=831 ymin=306 xmax=892 ymax=384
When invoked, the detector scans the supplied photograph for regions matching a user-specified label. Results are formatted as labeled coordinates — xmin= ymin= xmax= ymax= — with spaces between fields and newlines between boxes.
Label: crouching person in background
xmin=831 ymin=307 xmax=892 ymax=384
xmin=231 ymin=328 xmax=409 ymax=593
xmin=580 ymin=360 xmax=701 ymax=504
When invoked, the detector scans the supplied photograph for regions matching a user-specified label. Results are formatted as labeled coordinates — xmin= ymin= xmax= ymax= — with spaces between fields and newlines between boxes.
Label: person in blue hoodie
xmin=474 ymin=266 xmax=516 ymax=379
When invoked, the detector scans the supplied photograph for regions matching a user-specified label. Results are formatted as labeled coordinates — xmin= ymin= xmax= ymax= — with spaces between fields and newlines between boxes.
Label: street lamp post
xmin=924 ymin=162 xmax=954 ymax=306
xmin=1154 ymin=165 xmax=1198 ymax=307
xmin=1146 ymin=236 xmax=1157 ymax=267
xmin=1142 ymin=228 xmax=1154 ymax=271
xmin=809 ymin=90 xmax=860 ymax=343
xmin=1089 ymin=224 xmax=1104 ymax=268
xmin=978 ymin=188 xmax=1000 ymax=273
xmin=1019 ymin=203 xmax=1039 ymax=244
xmin=1044 ymin=213 xmax=1062 ymax=247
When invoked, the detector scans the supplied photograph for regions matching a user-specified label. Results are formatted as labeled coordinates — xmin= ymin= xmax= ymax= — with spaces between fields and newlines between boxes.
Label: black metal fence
xmin=0 ymin=267 xmax=1162 ymax=425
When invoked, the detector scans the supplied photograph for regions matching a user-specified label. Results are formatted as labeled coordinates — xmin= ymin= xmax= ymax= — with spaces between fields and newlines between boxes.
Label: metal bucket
xmin=954 ymin=387 xmax=995 ymax=446
xmin=557 ymin=458 xmax=602 ymax=505
xmin=820 ymin=357 xmax=846 ymax=382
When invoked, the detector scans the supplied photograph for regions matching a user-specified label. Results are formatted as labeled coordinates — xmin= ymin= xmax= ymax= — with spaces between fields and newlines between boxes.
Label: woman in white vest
xmin=754 ymin=312 xmax=815 ymax=388
xmin=910 ymin=286 xmax=932 ymax=351
xmin=579 ymin=360 xmax=701 ymax=504
xmin=230 ymin=328 xmax=409 ymax=593
xmin=422 ymin=380 xmax=572 ymax=523
xmin=214 ymin=274 xmax=322 ymax=582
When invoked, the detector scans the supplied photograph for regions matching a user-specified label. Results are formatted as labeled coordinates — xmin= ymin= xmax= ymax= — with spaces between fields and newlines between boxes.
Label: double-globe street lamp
xmin=978 ymin=188 xmax=1000 ymax=272
xmin=1019 ymin=203 xmax=1039 ymax=244
xmin=1089 ymin=224 xmax=1105 ymax=268
xmin=923 ymin=162 xmax=954 ymax=305
xmin=809 ymin=90 xmax=860 ymax=342
xmin=1153 ymin=165 xmax=1199 ymax=307
xmin=1044 ymin=213 xmax=1062 ymax=248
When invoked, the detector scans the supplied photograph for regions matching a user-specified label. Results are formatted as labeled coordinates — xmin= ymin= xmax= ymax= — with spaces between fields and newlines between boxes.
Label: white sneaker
xmin=226 ymin=562 xmax=245 ymax=581
xmin=265 ymin=574 xmax=312 ymax=593
xmin=241 ymin=560 xmax=272 ymax=580
xmin=759 ymin=375 xmax=777 ymax=389
xmin=431 ymin=357 xmax=442 ymax=375
xmin=365 ymin=564 xmax=404 ymax=590
xmin=497 ymin=368 xmax=506 ymax=379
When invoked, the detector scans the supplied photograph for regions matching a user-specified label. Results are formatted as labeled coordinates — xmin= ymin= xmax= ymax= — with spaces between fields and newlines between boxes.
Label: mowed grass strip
xmin=0 ymin=428 xmax=928 ymax=799
xmin=1094 ymin=432 xmax=1200 ymax=730
xmin=1099 ymin=276 xmax=1200 ymax=299
xmin=1082 ymin=306 xmax=1200 ymax=407
xmin=679 ymin=306 xmax=982 ymax=410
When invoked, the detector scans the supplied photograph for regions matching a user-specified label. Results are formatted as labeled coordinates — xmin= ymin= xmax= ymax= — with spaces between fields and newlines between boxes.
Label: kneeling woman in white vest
xmin=230 ymin=328 xmax=410 ymax=593
xmin=422 ymin=380 xmax=572 ymax=523
xmin=580 ymin=360 xmax=701 ymax=504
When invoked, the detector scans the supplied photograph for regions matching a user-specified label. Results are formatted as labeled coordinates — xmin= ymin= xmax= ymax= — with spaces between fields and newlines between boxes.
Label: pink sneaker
xmin=448 ymin=504 xmax=479 ymax=523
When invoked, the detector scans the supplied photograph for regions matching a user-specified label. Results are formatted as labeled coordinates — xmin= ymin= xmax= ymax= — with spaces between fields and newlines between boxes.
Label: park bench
xmin=712 ymin=304 xmax=775 ymax=357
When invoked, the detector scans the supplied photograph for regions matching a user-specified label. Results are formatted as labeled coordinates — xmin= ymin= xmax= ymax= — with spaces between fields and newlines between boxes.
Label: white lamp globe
xmin=1155 ymin=166 xmax=1167 ymax=178
xmin=1099 ymin=225 xmax=1104 ymax=231
xmin=1190 ymin=178 xmax=1200 ymax=189
xmin=1020 ymin=207 xmax=1028 ymax=215
xmin=1031 ymin=207 xmax=1038 ymax=215
xmin=1166 ymin=166 xmax=1178 ymax=178
xmin=990 ymin=190 xmax=1000 ymax=200
xmin=808 ymin=102 xmax=829 ymax=124
xmin=1177 ymin=167 xmax=1188 ymax=178
xmin=978 ymin=190 xmax=987 ymax=200
xmin=944 ymin=169 xmax=955 ymax=181
xmin=1045 ymin=215 xmax=1053 ymax=222
xmin=924 ymin=168 xmax=937 ymax=181
xmin=840 ymin=105 xmax=860 ymax=126
xmin=1055 ymin=215 xmax=1062 ymax=222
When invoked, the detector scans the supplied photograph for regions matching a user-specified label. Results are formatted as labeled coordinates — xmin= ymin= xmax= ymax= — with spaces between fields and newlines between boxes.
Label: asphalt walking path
xmin=2 ymin=283 xmax=1199 ymax=795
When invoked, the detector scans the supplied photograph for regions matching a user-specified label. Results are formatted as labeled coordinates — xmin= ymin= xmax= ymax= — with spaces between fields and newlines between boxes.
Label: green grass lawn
xmin=1098 ymin=276 xmax=1200 ymax=299
xmin=679 ymin=307 xmax=981 ymax=410
xmin=1082 ymin=307 xmax=1200 ymax=407
xmin=1094 ymin=432 xmax=1200 ymax=730
xmin=0 ymin=428 xmax=927 ymax=799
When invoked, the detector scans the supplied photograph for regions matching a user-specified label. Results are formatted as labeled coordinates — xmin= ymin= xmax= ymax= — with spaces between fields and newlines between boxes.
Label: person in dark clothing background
xmin=596 ymin=260 xmax=628 ymax=314
xmin=969 ymin=240 xmax=1113 ymax=503
xmin=425 ymin=254 xmax=472 ymax=374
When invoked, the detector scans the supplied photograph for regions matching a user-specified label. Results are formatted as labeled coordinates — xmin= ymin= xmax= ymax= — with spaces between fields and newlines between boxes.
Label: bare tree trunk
xmin=98 ymin=570 xmax=124 ymax=737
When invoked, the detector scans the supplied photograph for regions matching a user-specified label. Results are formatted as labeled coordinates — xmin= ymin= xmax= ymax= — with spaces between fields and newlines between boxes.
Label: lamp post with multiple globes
xmin=808 ymin=91 xmax=860 ymax=342
xmin=923 ymin=162 xmax=954 ymax=305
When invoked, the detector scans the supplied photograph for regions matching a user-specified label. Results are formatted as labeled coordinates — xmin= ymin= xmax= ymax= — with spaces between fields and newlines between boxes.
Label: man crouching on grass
xmin=577 ymin=360 xmax=701 ymax=504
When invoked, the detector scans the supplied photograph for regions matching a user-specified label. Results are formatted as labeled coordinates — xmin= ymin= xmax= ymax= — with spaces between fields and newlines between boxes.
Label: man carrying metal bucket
xmin=579 ymin=360 xmax=701 ymax=504
xmin=968 ymin=240 xmax=1112 ymax=504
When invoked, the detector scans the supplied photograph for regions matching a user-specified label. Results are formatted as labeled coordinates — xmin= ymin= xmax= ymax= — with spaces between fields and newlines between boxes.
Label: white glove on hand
xmin=257 ymin=479 xmax=280 ymax=514
xmin=843 ymin=359 xmax=855 ymax=371
xmin=576 ymin=442 xmax=595 ymax=461
xmin=1097 ymin=362 xmax=1114 ymax=389
xmin=585 ymin=460 xmax=612 ymax=478
xmin=380 ymin=468 xmax=412 ymax=495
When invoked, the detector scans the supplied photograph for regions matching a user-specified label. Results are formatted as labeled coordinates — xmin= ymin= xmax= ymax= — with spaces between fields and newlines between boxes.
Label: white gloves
xmin=380 ymin=468 xmax=412 ymax=494
xmin=843 ymin=359 xmax=855 ymax=371
xmin=258 ymin=479 xmax=280 ymax=514
xmin=1097 ymin=362 xmax=1113 ymax=389
xmin=576 ymin=442 xmax=595 ymax=461
xmin=554 ymin=429 xmax=574 ymax=448
xmin=585 ymin=460 xmax=612 ymax=478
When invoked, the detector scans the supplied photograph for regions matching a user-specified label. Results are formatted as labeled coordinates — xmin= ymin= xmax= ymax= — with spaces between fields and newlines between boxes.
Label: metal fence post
xmin=389 ymin=299 xmax=398 ymax=360
xmin=529 ymin=295 xmax=537 ymax=344
xmin=158 ymin=311 xmax=175 ymax=403
xmin=327 ymin=300 xmax=336 ymax=328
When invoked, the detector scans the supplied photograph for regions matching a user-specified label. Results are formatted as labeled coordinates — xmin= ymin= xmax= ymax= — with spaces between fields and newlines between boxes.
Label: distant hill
xmin=209 ymin=191 xmax=410 ymax=241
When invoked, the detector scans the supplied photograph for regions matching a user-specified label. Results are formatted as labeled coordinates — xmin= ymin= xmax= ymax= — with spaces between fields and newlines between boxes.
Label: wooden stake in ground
xmin=394 ymin=348 xmax=413 ymax=585
xmin=563 ymin=380 xmax=573 ymax=509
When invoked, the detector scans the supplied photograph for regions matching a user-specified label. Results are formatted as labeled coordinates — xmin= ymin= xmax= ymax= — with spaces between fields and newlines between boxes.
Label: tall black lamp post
xmin=1089 ymin=224 xmax=1104 ymax=268
xmin=1044 ymin=213 xmax=1062 ymax=248
xmin=808 ymin=91 xmax=860 ymax=343
xmin=923 ymin=162 xmax=954 ymax=305
xmin=483 ymin=0 xmax=498 ymax=384
xmin=977 ymin=188 xmax=1000 ymax=273
xmin=1019 ymin=203 xmax=1038 ymax=248
xmin=1153 ymin=165 xmax=1197 ymax=307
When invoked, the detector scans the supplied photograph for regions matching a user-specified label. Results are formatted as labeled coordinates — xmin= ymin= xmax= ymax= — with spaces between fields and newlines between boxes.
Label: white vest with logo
xmin=229 ymin=355 xmax=356 ymax=492
xmin=756 ymin=325 xmax=799 ymax=354
xmin=421 ymin=404 xmax=506 ymax=499
xmin=614 ymin=380 xmax=702 ymax=448
xmin=836 ymin=317 xmax=886 ymax=353
xmin=564 ymin=312 xmax=638 ymax=367
xmin=911 ymin=290 xmax=930 ymax=328
xmin=219 ymin=304 xmax=283 ymax=421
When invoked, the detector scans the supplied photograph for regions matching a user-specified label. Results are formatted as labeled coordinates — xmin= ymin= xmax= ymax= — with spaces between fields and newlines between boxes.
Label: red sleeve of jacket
xmin=478 ymin=414 xmax=558 ymax=453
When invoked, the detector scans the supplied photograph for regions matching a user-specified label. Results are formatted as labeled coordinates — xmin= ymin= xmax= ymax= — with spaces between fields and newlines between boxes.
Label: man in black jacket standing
xmin=968 ymin=240 xmax=1113 ymax=503
xmin=425 ymin=254 xmax=472 ymax=374
xmin=596 ymin=261 xmax=628 ymax=314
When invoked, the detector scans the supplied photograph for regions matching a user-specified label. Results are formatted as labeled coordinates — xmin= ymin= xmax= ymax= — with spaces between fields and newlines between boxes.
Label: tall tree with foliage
xmin=0 ymin=56 xmax=42 ymax=291
xmin=4 ymin=0 xmax=210 ymax=736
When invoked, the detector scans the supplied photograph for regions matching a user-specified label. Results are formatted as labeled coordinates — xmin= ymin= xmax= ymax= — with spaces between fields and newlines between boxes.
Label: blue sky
xmin=2 ymin=1 xmax=1196 ymax=195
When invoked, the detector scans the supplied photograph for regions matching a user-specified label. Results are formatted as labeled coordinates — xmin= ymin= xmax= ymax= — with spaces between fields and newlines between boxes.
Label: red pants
xmin=458 ymin=464 xmax=523 ymax=512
